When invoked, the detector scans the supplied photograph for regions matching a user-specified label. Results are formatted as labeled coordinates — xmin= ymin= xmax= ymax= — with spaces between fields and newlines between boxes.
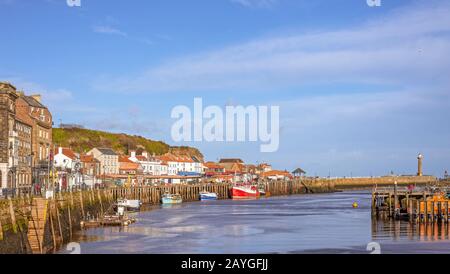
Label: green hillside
xmin=52 ymin=128 xmax=204 ymax=160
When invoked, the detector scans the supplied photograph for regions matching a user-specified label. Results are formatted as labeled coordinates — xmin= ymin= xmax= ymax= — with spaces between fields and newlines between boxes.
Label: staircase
xmin=27 ymin=198 xmax=48 ymax=254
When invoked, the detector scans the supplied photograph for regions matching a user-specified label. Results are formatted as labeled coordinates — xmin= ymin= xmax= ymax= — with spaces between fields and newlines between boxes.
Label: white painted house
xmin=128 ymin=151 xmax=168 ymax=176
xmin=53 ymin=147 xmax=78 ymax=170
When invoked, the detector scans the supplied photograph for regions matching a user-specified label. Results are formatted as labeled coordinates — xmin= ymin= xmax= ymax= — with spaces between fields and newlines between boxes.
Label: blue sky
xmin=1 ymin=0 xmax=450 ymax=177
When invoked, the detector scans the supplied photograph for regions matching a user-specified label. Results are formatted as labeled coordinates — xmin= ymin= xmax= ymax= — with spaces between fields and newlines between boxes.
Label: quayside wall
xmin=325 ymin=176 xmax=437 ymax=189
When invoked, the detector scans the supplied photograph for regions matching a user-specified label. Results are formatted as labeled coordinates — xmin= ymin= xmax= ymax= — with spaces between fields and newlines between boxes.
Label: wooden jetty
xmin=80 ymin=216 xmax=136 ymax=229
xmin=372 ymin=184 xmax=450 ymax=223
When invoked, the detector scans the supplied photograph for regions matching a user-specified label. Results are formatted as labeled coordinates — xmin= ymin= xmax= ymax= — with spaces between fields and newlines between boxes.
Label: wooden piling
xmin=55 ymin=199 xmax=63 ymax=245
xmin=67 ymin=200 xmax=72 ymax=240
xmin=0 ymin=216 xmax=3 ymax=241
xmin=446 ymin=201 xmax=449 ymax=223
xmin=431 ymin=201 xmax=435 ymax=222
xmin=48 ymin=203 xmax=57 ymax=252
xmin=79 ymin=191 xmax=85 ymax=219
xmin=8 ymin=197 xmax=17 ymax=233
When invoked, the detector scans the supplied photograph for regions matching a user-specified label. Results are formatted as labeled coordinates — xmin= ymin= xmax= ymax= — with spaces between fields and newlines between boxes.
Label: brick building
xmin=14 ymin=102 xmax=33 ymax=190
xmin=16 ymin=93 xmax=53 ymax=188
xmin=0 ymin=83 xmax=19 ymax=191
xmin=1 ymin=82 xmax=53 ymax=194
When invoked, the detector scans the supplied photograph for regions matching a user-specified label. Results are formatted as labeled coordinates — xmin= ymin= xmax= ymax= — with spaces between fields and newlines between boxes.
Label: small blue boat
xmin=200 ymin=191 xmax=218 ymax=201
xmin=161 ymin=192 xmax=183 ymax=204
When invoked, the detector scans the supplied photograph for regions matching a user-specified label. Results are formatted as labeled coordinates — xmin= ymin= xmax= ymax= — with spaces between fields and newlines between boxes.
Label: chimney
xmin=131 ymin=150 xmax=136 ymax=158
xmin=58 ymin=147 xmax=63 ymax=155
xmin=142 ymin=151 xmax=148 ymax=158
xmin=30 ymin=94 xmax=41 ymax=103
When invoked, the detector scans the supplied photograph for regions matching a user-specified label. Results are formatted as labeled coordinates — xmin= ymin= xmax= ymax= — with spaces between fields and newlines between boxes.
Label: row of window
xmin=38 ymin=129 xmax=50 ymax=139
xmin=16 ymin=123 xmax=32 ymax=134
xmin=18 ymin=140 xmax=31 ymax=149
xmin=39 ymin=145 xmax=50 ymax=161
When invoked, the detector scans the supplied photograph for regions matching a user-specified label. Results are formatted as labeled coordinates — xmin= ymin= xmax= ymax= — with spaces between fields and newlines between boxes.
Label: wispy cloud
xmin=92 ymin=25 xmax=128 ymax=37
xmin=230 ymin=0 xmax=277 ymax=8
xmin=92 ymin=1 xmax=450 ymax=94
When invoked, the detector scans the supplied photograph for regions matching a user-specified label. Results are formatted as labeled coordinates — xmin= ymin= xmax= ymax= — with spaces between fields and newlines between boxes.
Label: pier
xmin=372 ymin=184 xmax=450 ymax=223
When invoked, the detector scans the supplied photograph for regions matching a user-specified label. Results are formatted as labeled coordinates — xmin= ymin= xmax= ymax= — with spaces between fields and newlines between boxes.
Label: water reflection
xmin=372 ymin=217 xmax=450 ymax=242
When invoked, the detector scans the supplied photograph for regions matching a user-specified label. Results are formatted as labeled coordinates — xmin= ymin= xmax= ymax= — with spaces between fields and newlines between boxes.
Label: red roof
xmin=119 ymin=155 xmax=134 ymax=163
xmin=136 ymin=155 xmax=148 ymax=161
xmin=80 ymin=154 xmax=99 ymax=163
xmin=55 ymin=147 xmax=77 ymax=160
xmin=157 ymin=153 xmax=194 ymax=163
xmin=204 ymin=162 xmax=223 ymax=169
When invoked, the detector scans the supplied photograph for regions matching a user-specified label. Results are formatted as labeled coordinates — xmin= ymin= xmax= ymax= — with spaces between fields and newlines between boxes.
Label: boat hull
xmin=117 ymin=199 xmax=141 ymax=211
xmin=161 ymin=197 xmax=182 ymax=204
xmin=231 ymin=186 xmax=260 ymax=199
xmin=200 ymin=193 xmax=218 ymax=201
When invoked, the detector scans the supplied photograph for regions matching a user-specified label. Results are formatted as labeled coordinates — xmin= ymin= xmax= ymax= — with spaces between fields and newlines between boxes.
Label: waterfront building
xmin=219 ymin=162 xmax=243 ymax=174
xmin=260 ymin=170 xmax=293 ymax=181
xmin=15 ymin=90 xmax=52 ymax=190
xmin=53 ymin=147 xmax=83 ymax=190
xmin=157 ymin=153 xmax=200 ymax=175
xmin=86 ymin=148 xmax=119 ymax=175
xmin=119 ymin=155 xmax=143 ymax=186
xmin=204 ymin=162 xmax=225 ymax=177
xmin=14 ymin=102 xmax=33 ymax=192
xmin=53 ymin=147 xmax=78 ymax=170
xmin=128 ymin=150 xmax=168 ymax=176
xmin=257 ymin=163 xmax=272 ymax=173
xmin=0 ymin=83 xmax=36 ymax=194
xmin=80 ymin=154 xmax=101 ymax=187
xmin=0 ymin=83 xmax=20 ymax=192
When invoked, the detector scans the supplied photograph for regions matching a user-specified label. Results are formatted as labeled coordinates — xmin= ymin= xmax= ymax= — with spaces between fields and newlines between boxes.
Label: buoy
xmin=352 ymin=202 xmax=359 ymax=208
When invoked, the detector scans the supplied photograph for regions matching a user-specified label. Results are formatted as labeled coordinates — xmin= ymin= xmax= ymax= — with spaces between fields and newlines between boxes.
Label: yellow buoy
xmin=352 ymin=202 xmax=359 ymax=208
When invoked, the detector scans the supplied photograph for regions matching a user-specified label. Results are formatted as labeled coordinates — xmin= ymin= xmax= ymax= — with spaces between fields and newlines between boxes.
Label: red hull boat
xmin=231 ymin=185 xmax=260 ymax=199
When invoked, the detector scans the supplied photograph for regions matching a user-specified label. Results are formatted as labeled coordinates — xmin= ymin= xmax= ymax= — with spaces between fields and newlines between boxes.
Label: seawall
xmin=322 ymin=176 xmax=437 ymax=190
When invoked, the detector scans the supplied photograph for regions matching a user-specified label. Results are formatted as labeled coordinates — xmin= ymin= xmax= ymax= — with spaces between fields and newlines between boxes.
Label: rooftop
xmin=96 ymin=148 xmax=118 ymax=155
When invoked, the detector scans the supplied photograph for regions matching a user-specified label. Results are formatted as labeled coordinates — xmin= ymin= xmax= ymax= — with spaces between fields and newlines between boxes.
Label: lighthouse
xmin=417 ymin=153 xmax=423 ymax=176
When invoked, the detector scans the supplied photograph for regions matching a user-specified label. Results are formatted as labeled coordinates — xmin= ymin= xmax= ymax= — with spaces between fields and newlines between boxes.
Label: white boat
xmin=117 ymin=199 xmax=141 ymax=211
xmin=161 ymin=193 xmax=183 ymax=204
xmin=199 ymin=191 xmax=218 ymax=201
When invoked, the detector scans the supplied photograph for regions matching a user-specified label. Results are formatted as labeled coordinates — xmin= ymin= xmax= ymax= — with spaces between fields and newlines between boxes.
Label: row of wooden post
xmin=374 ymin=193 xmax=450 ymax=224
xmin=108 ymin=180 xmax=317 ymax=203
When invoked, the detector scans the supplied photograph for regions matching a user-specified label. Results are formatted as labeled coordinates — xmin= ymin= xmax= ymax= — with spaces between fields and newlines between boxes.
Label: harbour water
xmin=62 ymin=191 xmax=450 ymax=254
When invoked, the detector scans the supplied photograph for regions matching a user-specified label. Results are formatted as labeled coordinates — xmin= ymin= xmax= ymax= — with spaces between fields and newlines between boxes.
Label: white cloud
xmin=92 ymin=1 xmax=450 ymax=93
xmin=92 ymin=25 xmax=128 ymax=37
xmin=230 ymin=0 xmax=277 ymax=8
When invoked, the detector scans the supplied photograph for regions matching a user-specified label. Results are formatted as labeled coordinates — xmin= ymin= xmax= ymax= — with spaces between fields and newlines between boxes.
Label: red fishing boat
xmin=231 ymin=184 xmax=260 ymax=199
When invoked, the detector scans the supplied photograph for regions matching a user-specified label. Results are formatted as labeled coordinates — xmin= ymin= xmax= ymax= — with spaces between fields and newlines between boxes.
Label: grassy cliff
xmin=52 ymin=128 xmax=204 ymax=160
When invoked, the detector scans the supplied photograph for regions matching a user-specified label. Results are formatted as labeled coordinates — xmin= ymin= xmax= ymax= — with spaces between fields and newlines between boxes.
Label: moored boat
xmin=259 ymin=187 xmax=266 ymax=196
xmin=200 ymin=191 xmax=218 ymax=201
xmin=161 ymin=192 xmax=183 ymax=204
xmin=117 ymin=199 xmax=141 ymax=211
xmin=231 ymin=185 xmax=260 ymax=199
